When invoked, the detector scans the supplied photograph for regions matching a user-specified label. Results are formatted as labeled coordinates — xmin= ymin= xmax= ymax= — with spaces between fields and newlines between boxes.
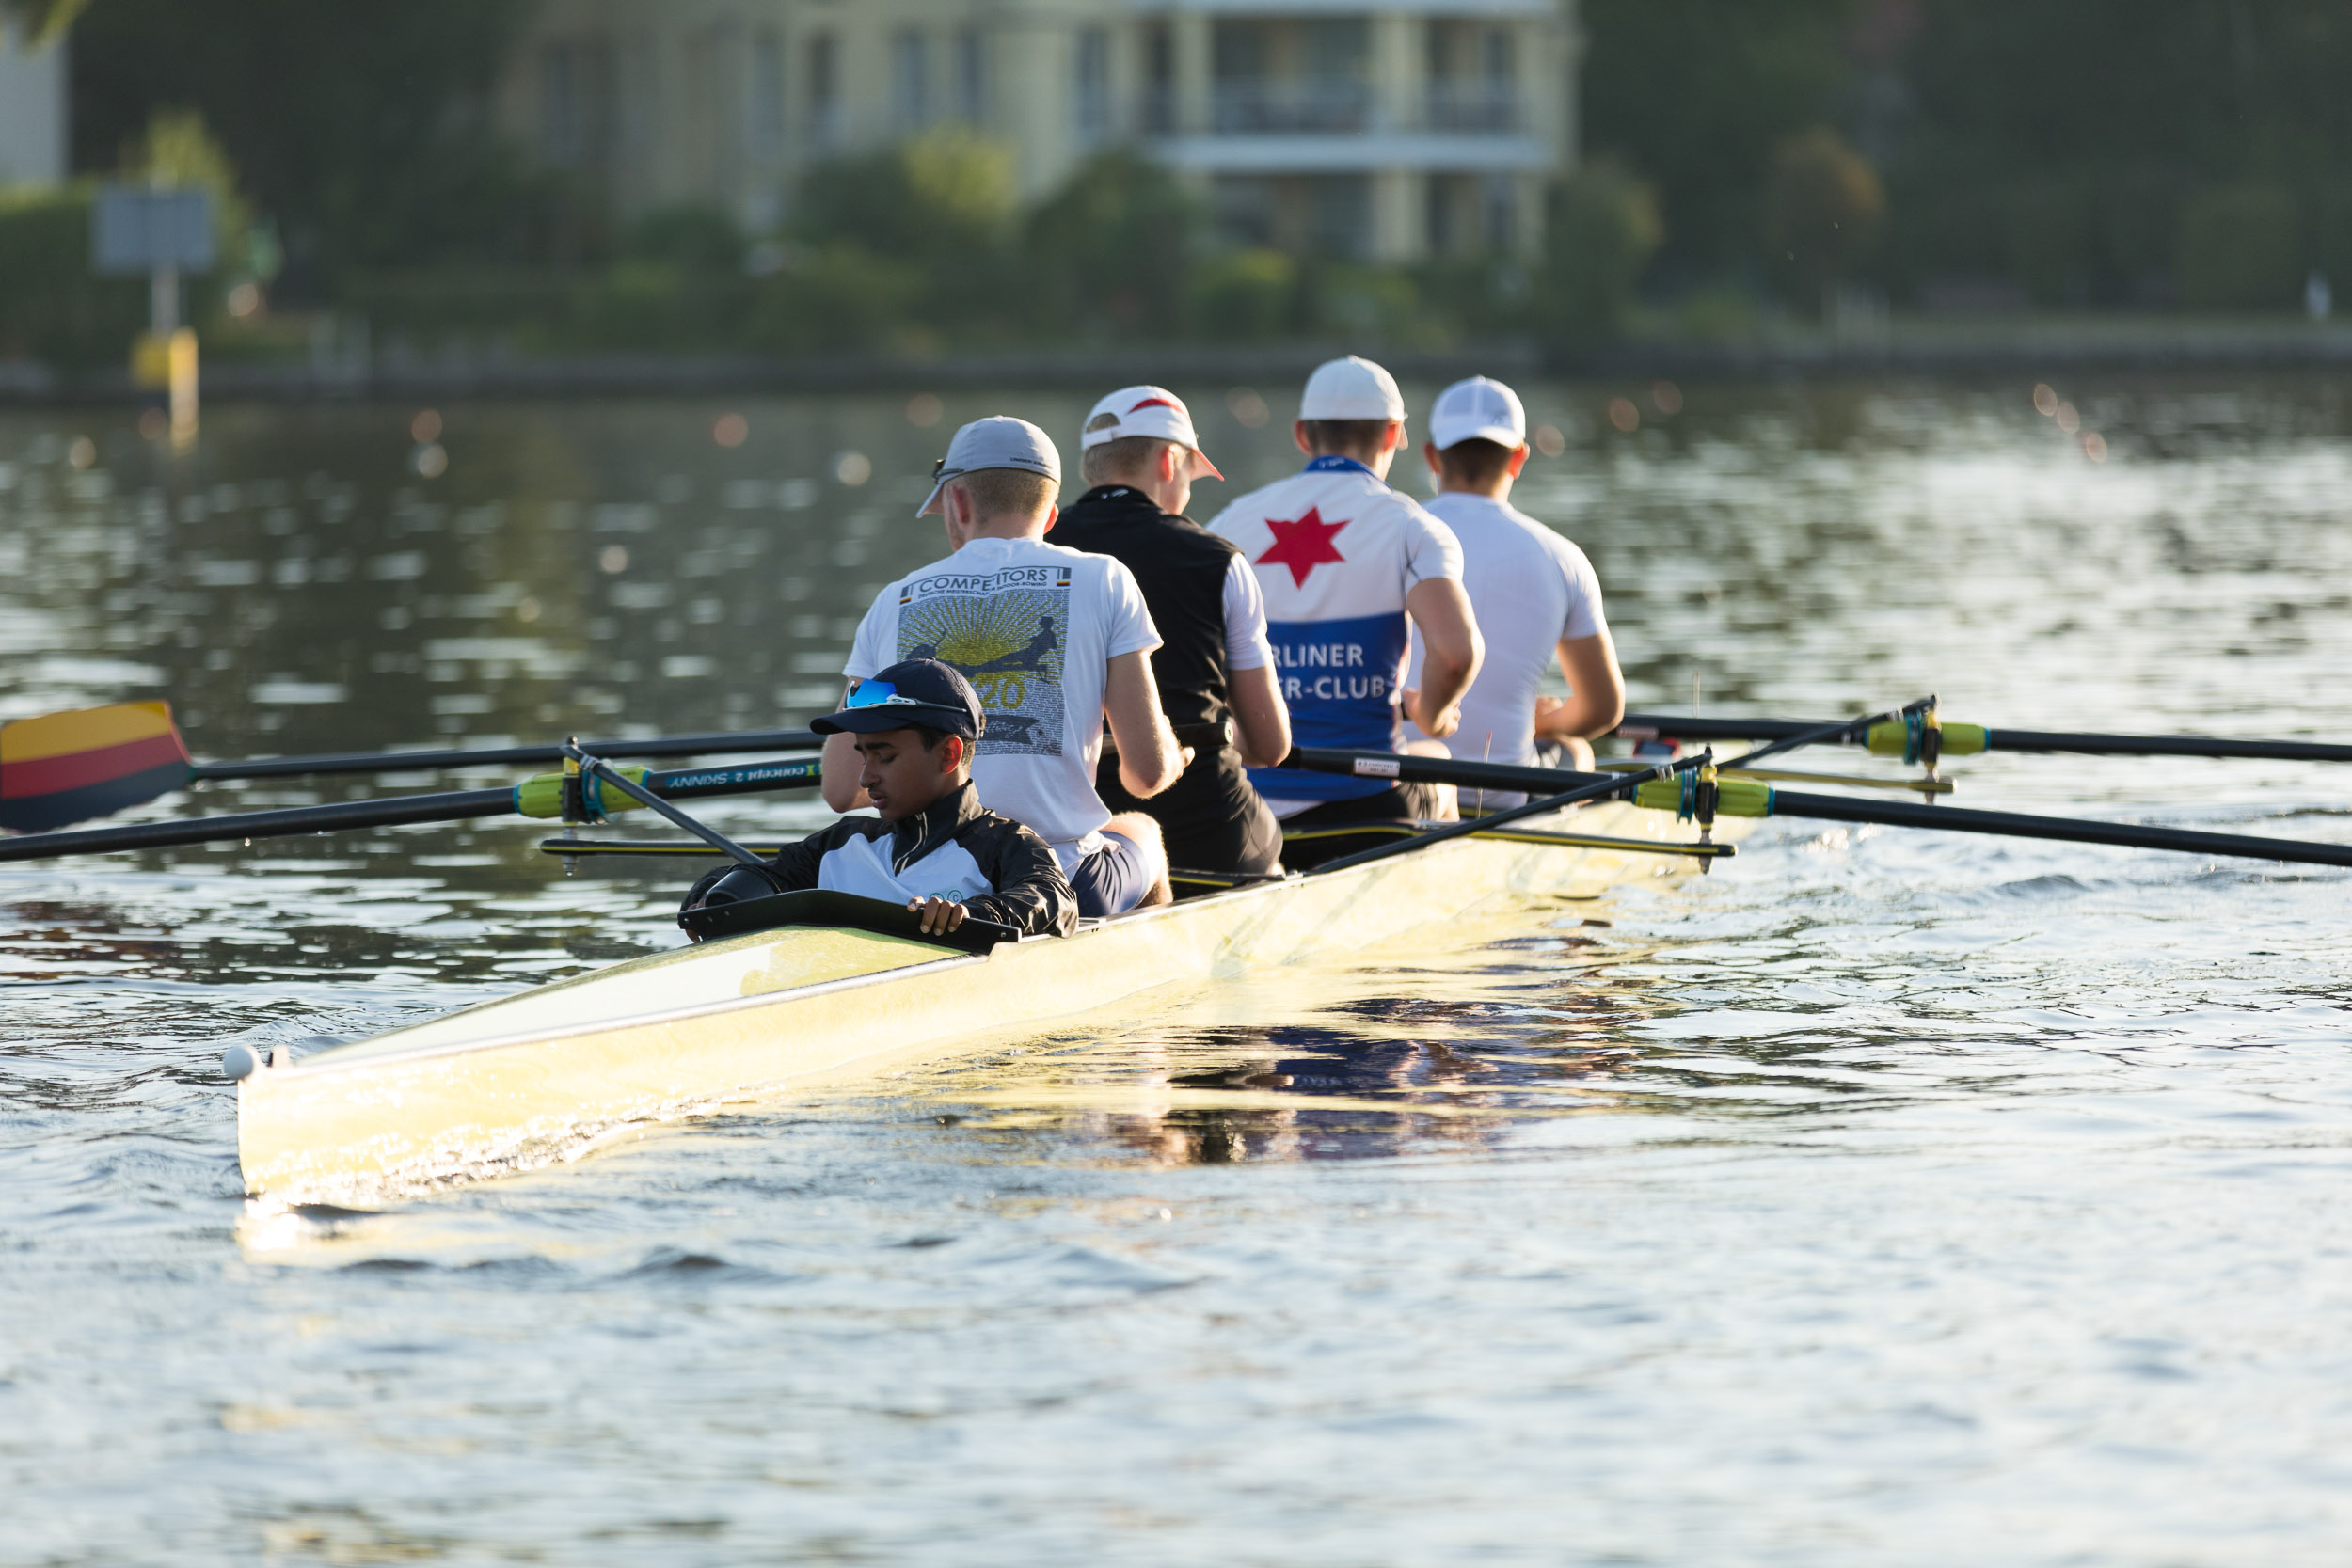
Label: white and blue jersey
xmin=1208 ymin=456 xmax=1464 ymax=814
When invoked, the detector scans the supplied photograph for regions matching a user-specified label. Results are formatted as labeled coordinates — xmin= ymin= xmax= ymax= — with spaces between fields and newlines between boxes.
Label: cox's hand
xmin=909 ymin=895 xmax=969 ymax=935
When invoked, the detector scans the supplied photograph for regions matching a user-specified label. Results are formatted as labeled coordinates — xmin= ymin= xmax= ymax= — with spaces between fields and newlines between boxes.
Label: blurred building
xmin=0 ymin=18 xmax=66 ymax=187
xmin=501 ymin=0 xmax=1580 ymax=261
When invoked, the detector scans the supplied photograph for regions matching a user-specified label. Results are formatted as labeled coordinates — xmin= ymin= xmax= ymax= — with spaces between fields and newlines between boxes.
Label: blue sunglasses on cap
xmin=844 ymin=680 xmax=920 ymax=710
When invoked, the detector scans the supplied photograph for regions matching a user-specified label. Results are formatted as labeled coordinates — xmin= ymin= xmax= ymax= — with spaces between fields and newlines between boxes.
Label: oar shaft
xmin=1616 ymin=714 xmax=2352 ymax=764
xmin=0 ymin=788 xmax=516 ymax=863
xmin=1768 ymin=789 xmax=2352 ymax=869
xmin=1285 ymin=748 xmax=1612 ymax=793
xmin=1306 ymin=752 xmax=1707 ymax=875
xmin=190 ymin=728 xmax=824 ymax=782
xmin=1980 ymin=729 xmax=2352 ymax=763
xmin=0 ymin=757 xmax=821 ymax=864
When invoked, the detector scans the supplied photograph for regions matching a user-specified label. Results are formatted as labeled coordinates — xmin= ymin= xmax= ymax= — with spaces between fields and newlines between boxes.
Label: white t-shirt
xmin=845 ymin=534 xmax=1160 ymax=868
xmin=1209 ymin=457 xmax=1463 ymax=816
xmin=1220 ymin=554 xmax=1274 ymax=671
xmin=1408 ymin=491 xmax=1608 ymax=805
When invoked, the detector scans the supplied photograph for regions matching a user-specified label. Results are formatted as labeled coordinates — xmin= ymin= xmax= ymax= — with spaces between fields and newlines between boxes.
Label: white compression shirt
xmin=1220 ymin=554 xmax=1274 ymax=671
xmin=1408 ymin=491 xmax=1608 ymax=802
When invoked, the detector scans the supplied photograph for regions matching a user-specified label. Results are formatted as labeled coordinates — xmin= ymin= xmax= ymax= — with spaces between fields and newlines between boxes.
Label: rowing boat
xmin=233 ymin=798 xmax=1737 ymax=1201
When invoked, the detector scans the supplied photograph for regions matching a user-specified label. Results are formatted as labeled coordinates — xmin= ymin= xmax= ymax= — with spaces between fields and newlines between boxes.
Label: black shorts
xmin=1274 ymin=784 xmax=1448 ymax=870
xmin=1097 ymin=748 xmax=1283 ymax=879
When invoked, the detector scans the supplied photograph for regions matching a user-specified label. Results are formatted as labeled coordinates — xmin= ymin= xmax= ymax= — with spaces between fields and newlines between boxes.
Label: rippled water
xmin=5 ymin=378 xmax=2352 ymax=1564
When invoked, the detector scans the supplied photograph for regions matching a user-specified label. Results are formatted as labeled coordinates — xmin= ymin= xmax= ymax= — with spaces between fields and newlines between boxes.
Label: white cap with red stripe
xmin=1080 ymin=386 xmax=1224 ymax=481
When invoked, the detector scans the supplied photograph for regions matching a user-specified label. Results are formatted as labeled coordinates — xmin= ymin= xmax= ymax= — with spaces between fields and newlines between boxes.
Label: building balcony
xmin=1150 ymin=129 xmax=1548 ymax=175
xmin=1425 ymin=81 xmax=1518 ymax=133
xmin=1213 ymin=77 xmax=1375 ymax=135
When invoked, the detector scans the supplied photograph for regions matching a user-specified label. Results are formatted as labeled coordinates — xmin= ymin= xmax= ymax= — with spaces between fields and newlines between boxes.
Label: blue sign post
xmin=91 ymin=184 xmax=215 ymax=444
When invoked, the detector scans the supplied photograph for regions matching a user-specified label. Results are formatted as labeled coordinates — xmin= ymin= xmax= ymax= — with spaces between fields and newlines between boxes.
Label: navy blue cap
xmin=813 ymin=658 xmax=987 ymax=741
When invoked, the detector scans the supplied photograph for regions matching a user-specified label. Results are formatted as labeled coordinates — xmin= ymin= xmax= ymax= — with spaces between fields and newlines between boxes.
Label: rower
xmin=1205 ymin=356 xmax=1484 ymax=865
xmin=684 ymin=659 xmax=1075 ymax=937
xmin=1412 ymin=376 xmax=1624 ymax=809
xmin=1054 ymin=385 xmax=1290 ymax=879
xmin=822 ymin=417 xmax=1187 ymax=916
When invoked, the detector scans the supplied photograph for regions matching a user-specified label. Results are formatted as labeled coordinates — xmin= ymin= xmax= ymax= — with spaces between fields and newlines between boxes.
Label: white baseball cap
xmin=918 ymin=415 xmax=1062 ymax=516
xmin=1080 ymin=386 xmax=1224 ymax=481
xmin=1299 ymin=356 xmax=1406 ymax=423
xmin=1429 ymin=376 xmax=1528 ymax=451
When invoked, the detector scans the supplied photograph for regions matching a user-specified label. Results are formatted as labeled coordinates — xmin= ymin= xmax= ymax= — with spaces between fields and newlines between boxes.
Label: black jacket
xmin=1053 ymin=484 xmax=1245 ymax=738
xmin=684 ymin=781 xmax=1076 ymax=937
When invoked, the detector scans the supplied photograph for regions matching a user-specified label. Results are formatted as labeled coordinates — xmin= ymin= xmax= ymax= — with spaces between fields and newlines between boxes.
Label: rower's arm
xmin=1104 ymin=649 xmax=1183 ymax=799
xmin=1535 ymin=629 xmax=1626 ymax=739
xmin=1402 ymin=578 xmax=1482 ymax=739
xmin=1227 ymin=662 xmax=1292 ymax=768
xmin=820 ymin=686 xmax=868 ymax=811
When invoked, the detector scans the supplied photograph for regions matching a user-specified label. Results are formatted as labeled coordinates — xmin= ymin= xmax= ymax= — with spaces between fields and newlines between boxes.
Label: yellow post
xmin=167 ymin=328 xmax=198 ymax=449
xmin=132 ymin=328 xmax=199 ymax=448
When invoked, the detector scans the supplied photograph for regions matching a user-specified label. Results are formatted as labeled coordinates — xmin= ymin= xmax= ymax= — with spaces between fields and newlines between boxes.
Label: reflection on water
xmin=6 ymin=379 xmax=2352 ymax=1563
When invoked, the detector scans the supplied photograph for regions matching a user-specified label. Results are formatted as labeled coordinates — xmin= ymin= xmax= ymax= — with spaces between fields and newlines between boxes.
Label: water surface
xmin=3 ymin=377 xmax=2349 ymax=1564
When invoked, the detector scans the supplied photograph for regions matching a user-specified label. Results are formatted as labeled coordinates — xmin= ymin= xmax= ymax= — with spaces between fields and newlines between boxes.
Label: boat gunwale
xmin=268 ymin=861 xmax=1339 ymax=1083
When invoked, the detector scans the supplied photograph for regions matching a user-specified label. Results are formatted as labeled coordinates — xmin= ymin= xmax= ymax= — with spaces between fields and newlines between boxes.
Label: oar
xmin=1616 ymin=712 xmax=2352 ymax=765
xmin=562 ymin=742 xmax=768 ymax=868
xmin=194 ymin=727 xmax=823 ymax=781
xmin=1300 ymin=750 xmax=2352 ymax=871
xmin=1282 ymin=698 xmax=1939 ymax=809
xmin=0 ymin=700 xmax=824 ymax=834
xmin=0 ymin=755 xmax=820 ymax=864
xmin=1299 ymin=748 xmax=1719 ymax=876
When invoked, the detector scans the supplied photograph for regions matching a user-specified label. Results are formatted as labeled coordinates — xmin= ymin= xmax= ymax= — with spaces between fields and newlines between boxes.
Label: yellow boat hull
xmin=236 ymin=802 xmax=1733 ymax=1199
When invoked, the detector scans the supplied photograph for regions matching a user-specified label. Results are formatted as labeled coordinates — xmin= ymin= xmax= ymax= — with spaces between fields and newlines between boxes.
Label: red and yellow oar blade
xmin=0 ymin=702 xmax=194 ymax=833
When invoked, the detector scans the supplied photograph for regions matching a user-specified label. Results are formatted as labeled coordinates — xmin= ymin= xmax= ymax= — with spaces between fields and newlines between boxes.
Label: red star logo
xmin=1256 ymin=507 xmax=1349 ymax=588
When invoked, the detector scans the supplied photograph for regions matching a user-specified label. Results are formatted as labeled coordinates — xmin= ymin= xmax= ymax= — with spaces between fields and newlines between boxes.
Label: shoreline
xmin=6 ymin=323 xmax=2351 ymax=404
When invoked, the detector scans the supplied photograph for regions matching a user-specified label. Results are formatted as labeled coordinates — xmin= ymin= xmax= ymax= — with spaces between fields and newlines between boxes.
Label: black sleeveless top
xmin=1053 ymin=485 xmax=1245 ymax=736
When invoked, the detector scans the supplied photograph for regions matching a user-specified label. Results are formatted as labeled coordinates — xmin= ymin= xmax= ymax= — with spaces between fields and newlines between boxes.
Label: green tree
xmin=1025 ymin=149 xmax=1206 ymax=340
xmin=67 ymin=0 xmax=540 ymax=290
xmin=1581 ymin=0 xmax=1863 ymax=280
xmin=1763 ymin=127 xmax=1884 ymax=306
xmin=0 ymin=0 xmax=86 ymax=40
xmin=787 ymin=130 xmax=1023 ymax=341
xmin=1889 ymin=0 xmax=2352 ymax=305
xmin=1534 ymin=158 xmax=1664 ymax=350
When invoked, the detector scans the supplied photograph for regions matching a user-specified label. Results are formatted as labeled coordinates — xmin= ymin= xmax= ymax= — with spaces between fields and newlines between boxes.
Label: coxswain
xmin=1205 ymin=356 xmax=1483 ymax=865
xmin=1411 ymin=376 xmax=1624 ymax=809
xmin=683 ymin=659 xmax=1076 ymax=938
xmin=1053 ymin=386 xmax=1290 ymax=879
xmin=823 ymin=417 xmax=1186 ymax=916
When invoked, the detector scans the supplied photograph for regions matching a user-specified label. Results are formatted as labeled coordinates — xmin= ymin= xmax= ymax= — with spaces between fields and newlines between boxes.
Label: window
xmin=540 ymin=43 xmax=580 ymax=166
xmin=955 ymin=27 xmax=986 ymax=124
xmin=1309 ymin=175 xmax=1371 ymax=260
xmin=808 ymin=34 xmax=841 ymax=148
xmin=1073 ymin=28 xmax=1109 ymax=147
xmin=893 ymin=30 xmax=930 ymax=133
xmin=750 ymin=30 xmax=785 ymax=160
xmin=1484 ymin=174 xmax=1516 ymax=252
xmin=1482 ymin=27 xmax=1512 ymax=87
xmin=1142 ymin=22 xmax=1173 ymax=134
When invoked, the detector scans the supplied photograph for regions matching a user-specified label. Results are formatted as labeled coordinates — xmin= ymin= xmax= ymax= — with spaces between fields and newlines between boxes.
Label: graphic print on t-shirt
xmin=897 ymin=564 xmax=1071 ymax=757
xmin=1256 ymin=507 xmax=1350 ymax=588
